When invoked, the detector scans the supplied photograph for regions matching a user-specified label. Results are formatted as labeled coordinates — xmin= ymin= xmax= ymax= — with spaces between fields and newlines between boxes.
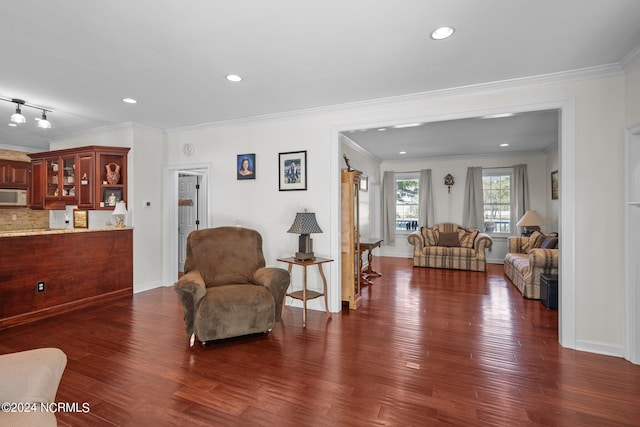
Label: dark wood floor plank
xmin=2 ymin=257 xmax=640 ymax=426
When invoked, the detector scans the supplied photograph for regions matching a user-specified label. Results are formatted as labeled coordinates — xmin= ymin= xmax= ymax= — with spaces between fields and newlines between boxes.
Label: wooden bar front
xmin=0 ymin=228 xmax=133 ymax=329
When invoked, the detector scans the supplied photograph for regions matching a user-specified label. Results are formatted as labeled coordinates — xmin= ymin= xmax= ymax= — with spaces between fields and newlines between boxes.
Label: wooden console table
xmin=360 ymin=239 xmax=383 ymax=286
xmin=277 ymin=257 xmax=333 ymax=327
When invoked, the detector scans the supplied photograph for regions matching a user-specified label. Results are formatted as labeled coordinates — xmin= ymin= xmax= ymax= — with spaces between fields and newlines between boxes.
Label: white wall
xmin=545 ymin=146 xmax=559 ymax=231
xmin=378 ymin=152 xmax=550 ymax=262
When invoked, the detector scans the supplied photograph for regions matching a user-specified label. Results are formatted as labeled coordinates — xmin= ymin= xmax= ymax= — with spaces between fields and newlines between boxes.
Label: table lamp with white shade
xmin=516 ymin=210 xmax=545 ymax=236
xmin=112 ymin=201 xmax=128 ymax=228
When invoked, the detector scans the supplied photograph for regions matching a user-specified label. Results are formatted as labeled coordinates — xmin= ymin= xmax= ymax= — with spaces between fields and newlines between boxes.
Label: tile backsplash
xmin=0 ymin=208 xmax=49 ymax=231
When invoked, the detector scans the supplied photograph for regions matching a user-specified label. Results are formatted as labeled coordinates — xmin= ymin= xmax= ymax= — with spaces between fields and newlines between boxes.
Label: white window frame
xmin=395 ymin=172 xmax=419 ymax=235
xmin=482 ymin=167 xmax=514 ymax=236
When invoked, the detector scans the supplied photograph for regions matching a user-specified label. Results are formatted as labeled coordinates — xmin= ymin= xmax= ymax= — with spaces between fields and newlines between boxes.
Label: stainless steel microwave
xmin=0 ymin=189 xmax=27 ymax=206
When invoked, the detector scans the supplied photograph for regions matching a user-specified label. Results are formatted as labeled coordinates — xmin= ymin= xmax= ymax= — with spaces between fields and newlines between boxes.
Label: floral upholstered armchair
xmin=174 ymin=227 xmax=290 ymax=345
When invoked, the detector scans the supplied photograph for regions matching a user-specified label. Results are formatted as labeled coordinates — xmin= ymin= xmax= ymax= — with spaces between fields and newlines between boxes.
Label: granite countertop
xmin=0 ymin=227 xmax=132 ymax=237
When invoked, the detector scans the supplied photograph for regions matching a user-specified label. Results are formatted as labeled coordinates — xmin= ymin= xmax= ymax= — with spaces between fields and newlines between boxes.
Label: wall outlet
xmin=12 ymin=214 xmax=17 ymax=221
xmin=36 ymin=281 xmax=46 ymax=292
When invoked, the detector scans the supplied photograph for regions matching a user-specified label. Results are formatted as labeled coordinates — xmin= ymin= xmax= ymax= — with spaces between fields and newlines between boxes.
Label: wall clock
xmin=183 ymin=143 xmax=195 ymax=156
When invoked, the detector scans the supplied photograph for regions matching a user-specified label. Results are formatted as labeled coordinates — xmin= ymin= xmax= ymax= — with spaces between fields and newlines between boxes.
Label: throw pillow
xmin=438 ymin=232 xmax=460 ymax=247
xmin=458 ymin=228 xmax=479 ymax=249
xmin=530 ymin=231 xmax=546 ymax=248
xmin=522 ymin=231 xmax=544 ymax=251
xmin=540 ymin=237 xmax=558 ymax=249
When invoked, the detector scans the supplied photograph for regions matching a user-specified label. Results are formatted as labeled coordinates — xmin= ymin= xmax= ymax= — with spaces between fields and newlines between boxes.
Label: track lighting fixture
xmin=37 ymin=110 xmax=51 ymax=128
xmin=10 ymin=100 xmax=26 ymax=124
xmin=1 ymin=96 xmax=53 ymax=129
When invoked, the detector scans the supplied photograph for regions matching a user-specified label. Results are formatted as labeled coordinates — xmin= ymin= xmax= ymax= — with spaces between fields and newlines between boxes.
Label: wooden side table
xmin=360 ymin=239 xmax=383 ymax=286
xmin=277 ymin=257 xmax=333 ymax=327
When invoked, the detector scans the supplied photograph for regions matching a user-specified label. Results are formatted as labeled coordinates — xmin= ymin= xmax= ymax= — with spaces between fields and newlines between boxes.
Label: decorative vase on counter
xmin=105 ymin=163 xmax=121 ymax=185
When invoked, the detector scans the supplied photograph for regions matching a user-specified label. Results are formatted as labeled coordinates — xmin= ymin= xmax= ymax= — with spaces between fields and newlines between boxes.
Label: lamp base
xmin=522 ymin=226 xmax=540 ymax=237
xmin=114 ymin=214 xmax=126 ymax=228
xmin=295 ymin=252 xmax=315 ymax=261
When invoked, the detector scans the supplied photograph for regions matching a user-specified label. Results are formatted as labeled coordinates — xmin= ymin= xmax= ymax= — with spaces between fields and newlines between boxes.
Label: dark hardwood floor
xmin=2 ymin=257 xmax=640 ymax=426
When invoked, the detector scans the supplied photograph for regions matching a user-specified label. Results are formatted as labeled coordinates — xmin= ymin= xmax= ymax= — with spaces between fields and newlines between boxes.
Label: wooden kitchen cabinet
xmin=0 ymin=160 xmax=30 ymax=188
xmin=29 ymin=146 xmax=130 ymax=210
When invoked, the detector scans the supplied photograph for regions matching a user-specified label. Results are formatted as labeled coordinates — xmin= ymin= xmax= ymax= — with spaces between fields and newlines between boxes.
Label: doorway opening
xmin=331 ymin=98 xmax=575 ymax=349
xmin=163 ymin=164 xmax=210 ymax=285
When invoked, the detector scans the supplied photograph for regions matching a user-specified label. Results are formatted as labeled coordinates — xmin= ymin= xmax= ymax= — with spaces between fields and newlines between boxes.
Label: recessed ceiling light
xmin=500 ymin=143 xmax=509 ymax=147
xmin=431 ymin=26 xmax=455 ymax=40
xmin=377 ymin=128 xmax=387 ymax=132
xmin=226 ymin=74 xmax=243 ymax=82
xmin=482 ymin=113 xmax=515 ymax=119
xmin=122 ymin=98 xmax=138 ymax=104
xmin=399 ymin=151 xmax=407 ymax=155
xmin=393 ymin=123 xmax=422 ymax=129
xmin=8 ymin=123 xmax=17 ymax=127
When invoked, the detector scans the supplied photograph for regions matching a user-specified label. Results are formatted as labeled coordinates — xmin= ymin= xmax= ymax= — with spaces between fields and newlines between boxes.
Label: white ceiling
xmin=343 ymin=110 xmax=560 ymax=161
xmin=1 ymin=1 xmax=640 ymax=153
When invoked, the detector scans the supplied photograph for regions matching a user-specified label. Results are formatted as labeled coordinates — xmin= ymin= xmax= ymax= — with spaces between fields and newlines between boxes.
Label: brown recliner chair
xmin=174 ymin=227 xmax=290 ymax=345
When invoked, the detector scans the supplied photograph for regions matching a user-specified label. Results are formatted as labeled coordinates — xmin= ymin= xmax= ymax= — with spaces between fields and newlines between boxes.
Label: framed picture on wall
xmin=551 ymin=170 xmax=559 ymax=200
xmin=360 ymin=174 xmax=368 ymax=192
xmin=237 ymin=153 xmax=256 ymax=180
xmin=104 ymin=189 xmax=122 ymax=207
xmin=73 ymin=209 xmax=88 ymax=228
xmin=279 ymin=150 xmax=307 ymax=191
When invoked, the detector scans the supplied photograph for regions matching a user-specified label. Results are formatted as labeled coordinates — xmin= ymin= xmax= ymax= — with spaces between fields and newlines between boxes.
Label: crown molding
xmin=340 ymin=134 xmax=382 ymax=163
xmin=48 ymin=122 xmax=164 ymax=144
xmin=166 ymin=64 xmax=623 ymax=135
xmin=380 ymin=148 xmax=551 ymax=165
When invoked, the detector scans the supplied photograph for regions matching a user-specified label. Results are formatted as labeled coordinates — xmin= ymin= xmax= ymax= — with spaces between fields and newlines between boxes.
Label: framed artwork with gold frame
xmin=551 ymin=170 xmax=559 ymax=200
xmin=73 ymin=209 xmax=88 ymax=228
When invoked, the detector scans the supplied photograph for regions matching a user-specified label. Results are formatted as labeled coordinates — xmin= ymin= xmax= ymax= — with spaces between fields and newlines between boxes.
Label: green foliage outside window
xmin=396 ymin=179 xmax=419 ymax=230
xmin=483 ymin=174 xmax=511 ymax=233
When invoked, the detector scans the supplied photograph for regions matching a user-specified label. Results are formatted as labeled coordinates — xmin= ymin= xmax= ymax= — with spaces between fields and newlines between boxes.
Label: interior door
xmin=178 ymin=175 xmax=198 ymax=272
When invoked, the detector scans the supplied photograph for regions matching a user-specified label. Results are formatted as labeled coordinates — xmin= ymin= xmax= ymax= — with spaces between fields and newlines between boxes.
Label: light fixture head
xmin=226 ymin=74 xmax=243 ymax=82
xmin=37 ymin=111 xmax=51 ymax=129
xmin=10 ymin=99 xmax=26 ymax=124
xmin=431 ymin=26 xmax=455 ymax=40
xmin=122 ymin=97 xmax=137 ymax=104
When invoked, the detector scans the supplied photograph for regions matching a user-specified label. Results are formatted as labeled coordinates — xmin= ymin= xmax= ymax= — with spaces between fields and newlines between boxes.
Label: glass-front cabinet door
xmin=45 ymin=155 xmax=76 ymax=200
xmin=46 ymin=158 xmax=60 ymax=198
xmin=61 ymin=156 xmax=76 ymax=199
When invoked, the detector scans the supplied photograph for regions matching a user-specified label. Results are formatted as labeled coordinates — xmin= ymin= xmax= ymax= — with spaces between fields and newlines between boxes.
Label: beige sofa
xmin=408 ymin=223 xmax=493 ymax=272
xmin=503 ymin=232 xmax=558 ymax=299
xmin=0 ymin=348 xmax=67 ymax=426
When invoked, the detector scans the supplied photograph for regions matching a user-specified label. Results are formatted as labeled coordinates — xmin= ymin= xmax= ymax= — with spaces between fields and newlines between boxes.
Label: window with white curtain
xmin=395 ymin=172 xmax=419 ymax=231
xmin=482 ymin=168 xmax=513 ymax=234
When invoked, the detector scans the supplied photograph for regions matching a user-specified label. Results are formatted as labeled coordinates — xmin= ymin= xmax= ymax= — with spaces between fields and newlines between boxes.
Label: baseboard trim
xmin=575 ymin=339 xmax=625 ymax=358
xmin=134 ymin=281 xmax=167 ymax=294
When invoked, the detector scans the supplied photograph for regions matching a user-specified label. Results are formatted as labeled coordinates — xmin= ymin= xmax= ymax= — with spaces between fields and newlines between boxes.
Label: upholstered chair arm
xmin=0 ymin=348 xmax=67 ymax=427
xmin=174 ymin=270 xmax=207 ymax=336
xmin=529 ymin=248 xmax=559 ymax=272
xmin=254 ymin=267 xmax=290 ymax=322
xmin=474 ymin=233 xmax=493 ymax=251
xmin=508 ymin=236 xmax=528 ymax=253
xmin=407 ymin=230 xmax=426 ymax=256
xmin=0 ymin=348 xmax=67 ymax=405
